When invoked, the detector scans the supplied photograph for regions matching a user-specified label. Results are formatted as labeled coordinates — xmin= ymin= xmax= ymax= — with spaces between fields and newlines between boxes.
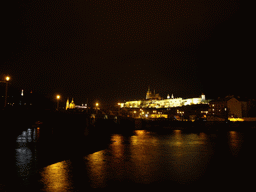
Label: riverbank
xmin=135 ymin=119 xmax=256 ymax=133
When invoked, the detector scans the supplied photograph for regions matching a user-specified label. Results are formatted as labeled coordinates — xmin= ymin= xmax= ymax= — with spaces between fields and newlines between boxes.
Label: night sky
xmin=2 ymin=1 xmax=254 ymax=106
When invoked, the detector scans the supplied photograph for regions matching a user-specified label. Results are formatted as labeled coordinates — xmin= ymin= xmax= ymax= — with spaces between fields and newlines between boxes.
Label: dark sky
xmin=2 ymin=0 xmax=254 ymax=106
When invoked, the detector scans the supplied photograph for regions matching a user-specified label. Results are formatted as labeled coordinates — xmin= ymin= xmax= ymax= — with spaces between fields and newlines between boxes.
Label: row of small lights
xmin=56 ymin=95 xmax=99 ymax=108
xmin=2 ymin=76 xmax=99 ymax=109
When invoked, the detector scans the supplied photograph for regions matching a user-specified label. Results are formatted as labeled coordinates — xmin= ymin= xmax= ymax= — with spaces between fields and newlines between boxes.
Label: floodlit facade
xmin=66 ymin=98 xmax=76 ymax=110
xmin=66 ymin=98 xmax=87 ymax=110
xmin=120 ymin=88 xmax=208 ymax=109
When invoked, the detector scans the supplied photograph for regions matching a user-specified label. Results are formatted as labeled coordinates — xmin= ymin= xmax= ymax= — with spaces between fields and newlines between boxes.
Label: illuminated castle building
xmin=66 ymin=98 xmax=87 ymax=110
xmin=120 ymin=88 xmax=208 ymax=108
xmin=66 ymin=98 xmax=76 ymax=110
xmin=146 ymin=87 xmax=161 ymax=100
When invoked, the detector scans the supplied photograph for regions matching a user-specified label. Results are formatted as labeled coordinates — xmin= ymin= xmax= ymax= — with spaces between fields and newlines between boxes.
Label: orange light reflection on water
xmin=111 ymin=134 xmax=124 ymax=159
xmin=228 ymin=131 xmax=242 ymax=156
xmin=173 ymin=130 xmax=183 ymax=147
xmin=85 ymin=150 xmax=107 ymax=188
xmin=41 ymin=161 xmax=73 ymax=192
xmin=130 ymin=130 xmax=160 ymax=184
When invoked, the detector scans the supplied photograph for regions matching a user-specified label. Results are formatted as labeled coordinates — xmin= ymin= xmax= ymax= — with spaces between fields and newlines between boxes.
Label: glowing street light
xmin=96 ymin=102 xmax=99 ymax=114
xmin=133 ymin=110 xmax=137 ymax=118
xmin=4 ymin=76 xmax=10 ymax=107
xmin=5 ymin=76 xmax=10 ymax=81
xmin=56 ymin=95 xmax=60 ymax=110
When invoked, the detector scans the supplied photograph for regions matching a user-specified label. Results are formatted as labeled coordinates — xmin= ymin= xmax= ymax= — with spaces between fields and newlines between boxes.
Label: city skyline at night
xmin=2 ymin=1 xmax=254 ymax=106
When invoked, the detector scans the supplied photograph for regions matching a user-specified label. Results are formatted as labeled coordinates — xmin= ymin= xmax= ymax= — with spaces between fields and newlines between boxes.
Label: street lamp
xmin=133 ymin=110 xmax=137 ymax=118
xmin=4 ymin=76 xmax=10 ymax=107
xmin=5 ymin=76 xmax=10 ymax=81
xmin=56 ymin=95 xmax=60 ymax=110
xmin=96 ymin=102 xmax=99 ymax=114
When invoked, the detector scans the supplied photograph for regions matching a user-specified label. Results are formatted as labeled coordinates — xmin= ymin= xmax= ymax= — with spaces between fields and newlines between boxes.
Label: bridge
xmin=1 ymin=108 xmax=136 ymax=147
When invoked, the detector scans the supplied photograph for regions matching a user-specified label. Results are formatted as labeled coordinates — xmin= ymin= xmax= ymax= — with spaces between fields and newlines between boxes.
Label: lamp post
xmin=4 ymin=76 xmax=10 ymax=108
xmin=96 ymin=102 xmax=99 ymax=114
xmin=56 ymin=95 xmax=60 ymax=111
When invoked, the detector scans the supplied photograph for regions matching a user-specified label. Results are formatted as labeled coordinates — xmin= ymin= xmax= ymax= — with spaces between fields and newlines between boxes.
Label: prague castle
xmin=120 ymin=87 xmax=208 ymax=109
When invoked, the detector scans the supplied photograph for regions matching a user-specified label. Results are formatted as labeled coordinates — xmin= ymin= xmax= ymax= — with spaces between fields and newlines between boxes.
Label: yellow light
xmin=96 ymin=103 xmax=99 ymax=107
xmin=5 ymin=76 xmax=10 ymax=81
xmin=56 ymin=95 xmax=60 ymax=99
xmin=228 ymin=118 xmax=244 ymax=122
xmin=134 ymin=111 xmax=136 ymax=113
xmin=41 ymin=161 xmax=71 ymax=191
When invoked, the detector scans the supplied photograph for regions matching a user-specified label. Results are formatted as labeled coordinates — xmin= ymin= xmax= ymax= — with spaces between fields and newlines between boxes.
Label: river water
xmin=1 ymin=128 xmax=256 ymax=191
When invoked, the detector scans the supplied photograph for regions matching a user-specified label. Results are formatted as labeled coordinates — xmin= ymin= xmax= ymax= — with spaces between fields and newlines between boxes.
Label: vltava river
xmin=1 ymin=128 xmax=256 ymax=191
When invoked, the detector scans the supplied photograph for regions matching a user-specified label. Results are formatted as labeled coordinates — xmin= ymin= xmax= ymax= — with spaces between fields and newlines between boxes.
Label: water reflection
xmin=15 ymin=146 xmax=32 ymax=177
xmin=12 ymin=127 xmax=254 ymax=190
xmin=130 ymin=130 xmax=160 ymax=184
xmin=16 ymin=127 xmax=39 ymax=143
xmin=111 ymin=134 xmax=124 ymax=159
xmin=85 ymin=151 xmax=107 ymax=188
xmin=228 ymin=131 xmax=243 ymax=156
xmin=40 ymin=161 xmax=73 ymax=192
xmin=80 ymin=130 xmax=215 ymax=186
xmin=173 ymin=129 xmax=183 ymax=147
xmin=15 ymin=127 xmax=40 ymax=185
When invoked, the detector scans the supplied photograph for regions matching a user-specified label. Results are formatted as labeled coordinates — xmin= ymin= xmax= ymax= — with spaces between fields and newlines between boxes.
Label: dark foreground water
xmin=1 ymin=128 xmax=256 ymax=191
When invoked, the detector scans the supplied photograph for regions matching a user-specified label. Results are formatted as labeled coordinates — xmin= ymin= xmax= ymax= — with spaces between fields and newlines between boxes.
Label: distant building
xmin=66 ymin=98 xmax=87 ymax=110
xmin=207 ymin=96 xmax=242 ymax=121
xmin=146 ymin=87 xmax=162 ymax=100
xmin=120 ymin=88 xmax=209 ymax=109
xmin=66 ymin=98 xmax=76 ymax=110
xmin=0 ymin=87 xmax=54 ymax=109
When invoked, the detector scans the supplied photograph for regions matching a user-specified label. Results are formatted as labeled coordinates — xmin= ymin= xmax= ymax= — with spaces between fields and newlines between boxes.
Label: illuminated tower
xmin=146 ymin=87 xmax=152 ymax=100
xmin=167 ymin=94 xmax=170 ymax=99
xmin=66 ymin=98 xmax=69 ymax=110
xmin=70 ymin=98 xmax=75 ymax=109
xmin=201 ymin=93 xmax=205 ymax=102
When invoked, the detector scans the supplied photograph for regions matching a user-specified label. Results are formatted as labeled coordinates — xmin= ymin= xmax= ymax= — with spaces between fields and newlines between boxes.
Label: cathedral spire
xmin=66 ymin=98 xmax=69 ymax=110
xmin=146 ymin=86 xmax=152 ymax=100
xmin=69 ymin=98 xmax=75 ymax=109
